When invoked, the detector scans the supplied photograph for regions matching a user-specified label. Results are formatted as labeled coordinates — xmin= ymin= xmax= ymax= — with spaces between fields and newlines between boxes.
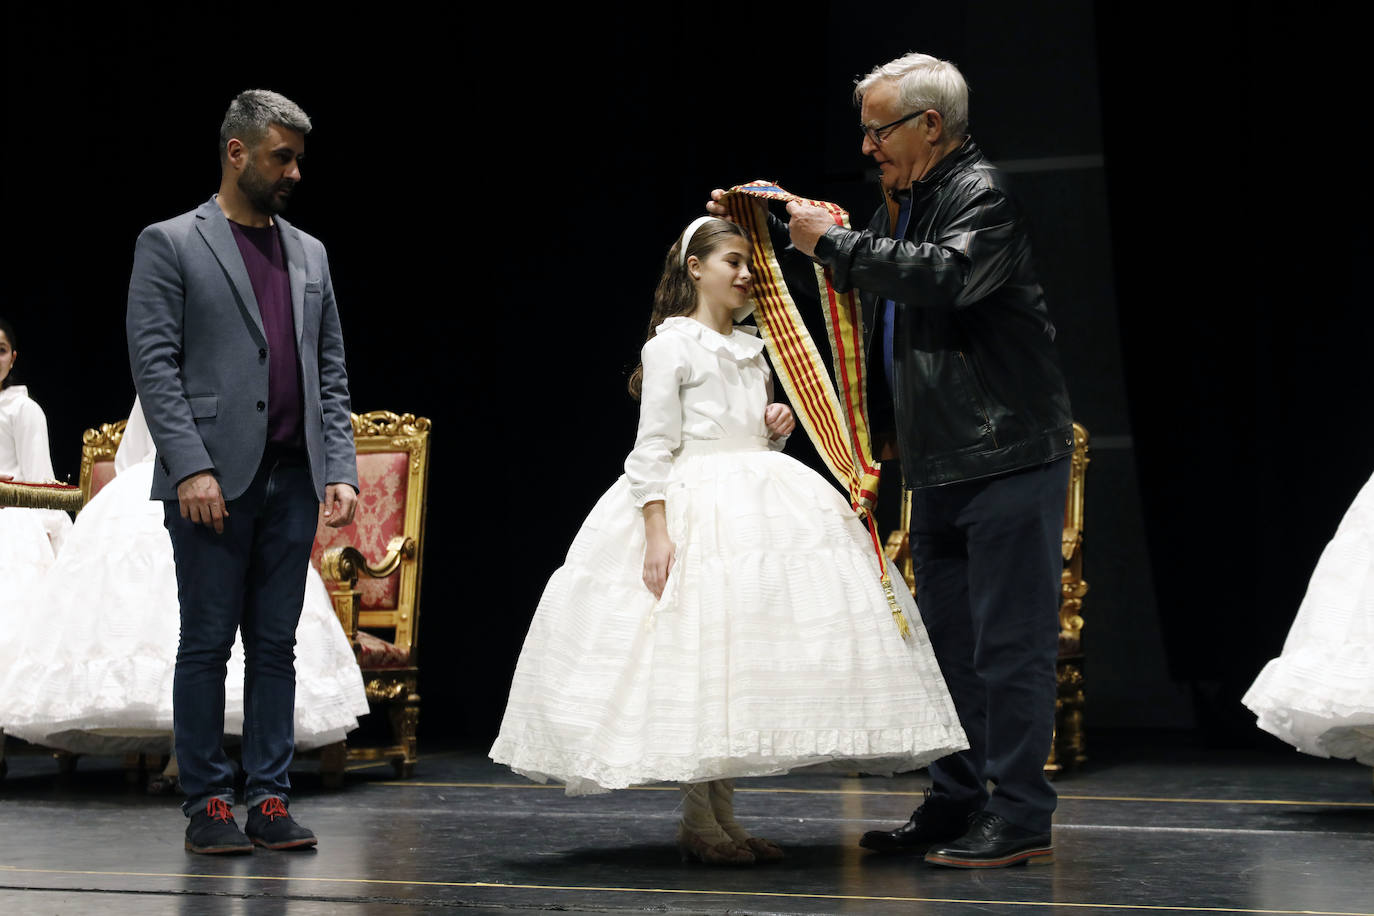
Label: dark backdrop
xmin=5 ymin=3 xmax=1367 ymax=753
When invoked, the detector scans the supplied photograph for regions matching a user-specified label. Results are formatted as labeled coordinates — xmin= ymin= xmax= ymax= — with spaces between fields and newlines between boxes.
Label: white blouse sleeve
xmin=14 ymin=395 xmax=58 ymax=482
xmin=624 ymin=334 xmax=689 ymax=507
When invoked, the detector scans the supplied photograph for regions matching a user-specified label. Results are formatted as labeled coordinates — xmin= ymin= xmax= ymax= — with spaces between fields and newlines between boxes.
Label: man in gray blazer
xmin=127 ymin=90 xmax=358 ymax=855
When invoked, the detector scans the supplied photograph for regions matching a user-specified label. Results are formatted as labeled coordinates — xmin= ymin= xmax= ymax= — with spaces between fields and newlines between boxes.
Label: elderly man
xmin=711 ymin=51 xmax=1073 ymax=868
xmin=127 ymin=90 xmax=358 ymax=855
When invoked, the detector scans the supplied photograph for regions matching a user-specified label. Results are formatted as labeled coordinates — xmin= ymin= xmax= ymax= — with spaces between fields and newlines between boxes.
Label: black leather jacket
xmin=813 ymin=138 xmax=1074 ymax=489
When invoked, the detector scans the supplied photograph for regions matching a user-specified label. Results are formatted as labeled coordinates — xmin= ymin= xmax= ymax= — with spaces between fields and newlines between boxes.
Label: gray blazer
xmin=126 ymin=196 xmax=359 ymax=502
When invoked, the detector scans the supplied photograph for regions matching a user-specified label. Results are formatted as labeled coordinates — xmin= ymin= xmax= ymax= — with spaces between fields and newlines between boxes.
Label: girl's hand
xmin=764 ymin=403 xmax=795 ymax=440
xmin=643 ymin=534 xmax=675 ymax=599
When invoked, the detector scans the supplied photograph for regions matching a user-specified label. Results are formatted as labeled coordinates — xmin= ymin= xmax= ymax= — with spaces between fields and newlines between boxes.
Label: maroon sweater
xmin=229 ymin=220 xmax=304 ymax=448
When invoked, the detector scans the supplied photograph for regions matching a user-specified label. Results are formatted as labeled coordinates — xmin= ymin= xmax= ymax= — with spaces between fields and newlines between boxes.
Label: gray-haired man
xmin=127 ymin=90 xmax=359 ymax=854
xmin=712 ymin=51 xmax=1074 ymax=868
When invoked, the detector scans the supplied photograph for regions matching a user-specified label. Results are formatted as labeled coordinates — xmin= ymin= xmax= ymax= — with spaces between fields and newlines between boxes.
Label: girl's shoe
xmin=707 ymin=779 xmax=784 ymax=861
xmin=677 ymin=825 xmax=755 ymax=866
xmin=740 ymin=835 xmax=785 ymax=862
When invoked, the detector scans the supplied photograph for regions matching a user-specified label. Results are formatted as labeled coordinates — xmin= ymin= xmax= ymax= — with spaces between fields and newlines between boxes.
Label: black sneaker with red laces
xmin=185 ymin=797 xmax=253 ymax=855
xmin=245 ymin=797 xmax=318 ymax=850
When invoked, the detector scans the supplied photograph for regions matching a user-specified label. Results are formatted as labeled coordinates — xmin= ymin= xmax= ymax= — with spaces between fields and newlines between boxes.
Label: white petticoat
xmin=1242 ymin=472 xmax=1374 ymax=764
xmin=0 ymin=506 xmax=58 ymax=600
xmin=0 ymin=461 xmax=370 ymax=754
xmin=490 ymin=440 xmax=968 ymax=795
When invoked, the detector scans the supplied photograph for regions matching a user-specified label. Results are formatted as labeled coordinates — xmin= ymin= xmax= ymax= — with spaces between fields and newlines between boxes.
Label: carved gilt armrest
xmin=320 ymin=535 xmax=416 ymax=640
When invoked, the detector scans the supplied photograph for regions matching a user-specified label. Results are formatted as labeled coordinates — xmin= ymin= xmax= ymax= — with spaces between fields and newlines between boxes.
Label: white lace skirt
xmin=0 ymin=461 xmax=369 ymax=754
xmin=490 ymin=440 xmax=968 ymax=795
xmin=1242 ymin=472 xmax=1374 ymax=764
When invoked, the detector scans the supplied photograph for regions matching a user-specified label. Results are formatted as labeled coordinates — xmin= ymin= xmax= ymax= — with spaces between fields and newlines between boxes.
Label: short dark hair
xmin=0 ymin=315 xmax=17 ymax=389
xmin=218 ymin=89 xmax=312 ymax=164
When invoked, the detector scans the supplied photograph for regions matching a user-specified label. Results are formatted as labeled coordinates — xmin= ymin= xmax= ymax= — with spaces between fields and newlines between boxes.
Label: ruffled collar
xmin=658 ymin=316 xmax=765 ymax=361
xmin=0 ymin=385 xmax=29 ymax=407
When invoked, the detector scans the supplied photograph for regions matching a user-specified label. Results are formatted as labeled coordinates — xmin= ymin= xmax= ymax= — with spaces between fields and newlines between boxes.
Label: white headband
xmin=678 ymin=216 xmax=717 ymax=266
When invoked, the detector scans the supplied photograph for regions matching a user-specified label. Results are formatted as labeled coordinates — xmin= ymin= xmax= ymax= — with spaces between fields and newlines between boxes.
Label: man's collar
xmin=910 ymin=136 xmax=977 ymax=192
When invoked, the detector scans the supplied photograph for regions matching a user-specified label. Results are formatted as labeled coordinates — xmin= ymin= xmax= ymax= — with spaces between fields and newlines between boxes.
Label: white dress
xmin=490 ymin=317 xmax=967 ymax=795
xmin=1243 ymin=472 xmax=1374 ymax=764
xmin=0 ymin=384 xmax=73 ymax=595
xmin=0 ymin=399 xmax=370 ymax=754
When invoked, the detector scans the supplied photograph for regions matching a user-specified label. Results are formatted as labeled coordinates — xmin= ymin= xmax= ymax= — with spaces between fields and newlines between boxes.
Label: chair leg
xmin=55 ymin=751 xmax=79 ymax=778
xmin=320 ymin=741 xmax=346 ymax=789
xmin=387 ymin=692 xmax=420 ymax=779
xmin=123 ymin=752 xmax=146 ymax=786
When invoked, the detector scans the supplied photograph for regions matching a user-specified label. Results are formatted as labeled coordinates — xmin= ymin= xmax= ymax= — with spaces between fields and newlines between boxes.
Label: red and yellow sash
xmin=720 ymin=181 xmax=911 ymax=640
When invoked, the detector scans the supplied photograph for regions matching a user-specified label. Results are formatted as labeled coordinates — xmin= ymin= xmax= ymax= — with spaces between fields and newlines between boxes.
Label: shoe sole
xmin=184 ymin=840 xmax=253 ymax=855
xmin=250 ymin=836 xmax=318 ymax=851
xmin=924 ymin=846 xmax=1054 ymax=868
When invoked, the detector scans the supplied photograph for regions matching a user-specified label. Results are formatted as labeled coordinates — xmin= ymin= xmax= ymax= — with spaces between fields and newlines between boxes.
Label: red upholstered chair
xmin=79 ymin=420 xmax=126 ymax=503
xmin=311 ymin=410 xmax=431 ymax=782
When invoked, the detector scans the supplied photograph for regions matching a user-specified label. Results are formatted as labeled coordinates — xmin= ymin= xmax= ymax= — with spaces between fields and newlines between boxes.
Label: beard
xmin=238 ymin=159 xmax=295 ymax=215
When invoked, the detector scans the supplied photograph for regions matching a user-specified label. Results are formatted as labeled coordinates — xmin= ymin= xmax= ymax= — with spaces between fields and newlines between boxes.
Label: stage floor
xmin=1 ymin=741 xmax=1371 ymax=915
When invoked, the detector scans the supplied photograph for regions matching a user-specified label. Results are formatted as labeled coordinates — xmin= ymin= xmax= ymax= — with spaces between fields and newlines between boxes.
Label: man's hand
xmin=785 ymin=200 xmax=836 ymax=257
xmin=764 ymin=403 xmax=795 ymax=440
xmin=177 ymin=471 xmax=228 ymax=533
xmin=705 ymin=189 xmax=733 ymax=220
xmin=322 ymin=483 xmax=358 ymax=529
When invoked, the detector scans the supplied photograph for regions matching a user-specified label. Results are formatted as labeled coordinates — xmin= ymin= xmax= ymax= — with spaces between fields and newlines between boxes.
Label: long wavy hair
xmin=0 ymin=316 xmax=17 ymax=390
xmin=628 ymin=218 xmax=751 ymax=400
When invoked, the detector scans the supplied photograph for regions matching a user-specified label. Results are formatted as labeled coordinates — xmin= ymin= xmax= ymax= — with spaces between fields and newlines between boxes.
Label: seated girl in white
xmin=0 ymin=317 xmax=72 ymax=595
xmin=0 ymin=397 xmax=369 ymax=771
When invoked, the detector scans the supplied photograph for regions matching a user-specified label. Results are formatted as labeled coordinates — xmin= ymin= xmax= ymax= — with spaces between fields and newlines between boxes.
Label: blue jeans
xmin=909 ymin=457 xmax=1071 ymax=834
xmin=165 ymin=449 xmax=319 ymax=815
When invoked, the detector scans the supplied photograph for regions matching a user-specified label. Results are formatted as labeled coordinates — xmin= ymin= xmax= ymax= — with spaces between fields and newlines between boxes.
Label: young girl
xmin=0 ymin=317 xmax=72 ymax=596
xmin=489 ymin=218 xmax=967 ymax=865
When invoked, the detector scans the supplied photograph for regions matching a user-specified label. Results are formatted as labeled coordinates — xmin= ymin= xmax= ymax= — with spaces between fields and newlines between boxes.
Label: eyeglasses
xmin=861 ymin=109 xmax=929 ymax=146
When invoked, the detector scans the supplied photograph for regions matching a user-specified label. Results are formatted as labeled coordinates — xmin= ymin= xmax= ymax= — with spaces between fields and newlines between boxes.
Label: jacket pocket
xmin=954 ymin=351 xmax=999 ymax=448
xmin=188 ymin=394 xmax=218 ymax=418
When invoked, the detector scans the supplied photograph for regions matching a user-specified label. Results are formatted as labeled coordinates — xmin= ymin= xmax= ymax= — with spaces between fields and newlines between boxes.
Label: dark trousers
xmin=909 ymin=456 xmax=1070 ymax=833
xmin=164 ymin=449 xmax=318 ymax=815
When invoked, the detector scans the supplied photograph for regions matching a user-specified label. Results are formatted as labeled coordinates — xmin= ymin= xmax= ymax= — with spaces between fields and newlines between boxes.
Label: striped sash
xmin=720 ymin=181 xmax=911 ymax=640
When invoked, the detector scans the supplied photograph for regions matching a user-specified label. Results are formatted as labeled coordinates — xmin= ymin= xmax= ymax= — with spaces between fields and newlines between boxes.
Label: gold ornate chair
xmin=883 ymin=421 xmax=1091 ymax=777
xmin=79 ymin=421 xmax=127 ymax=503
xmin=1045 ymin=422 xmax=1090 ymax=776
xmin=310 ymin=410 xmax=431 ymax=784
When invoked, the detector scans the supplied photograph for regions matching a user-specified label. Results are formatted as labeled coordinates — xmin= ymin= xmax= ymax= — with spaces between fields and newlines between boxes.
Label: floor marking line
xmin=1 ymin=866 xmax=1370 ymax=915
xmin=372 ymin=780 xmax=1374 ymax=809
